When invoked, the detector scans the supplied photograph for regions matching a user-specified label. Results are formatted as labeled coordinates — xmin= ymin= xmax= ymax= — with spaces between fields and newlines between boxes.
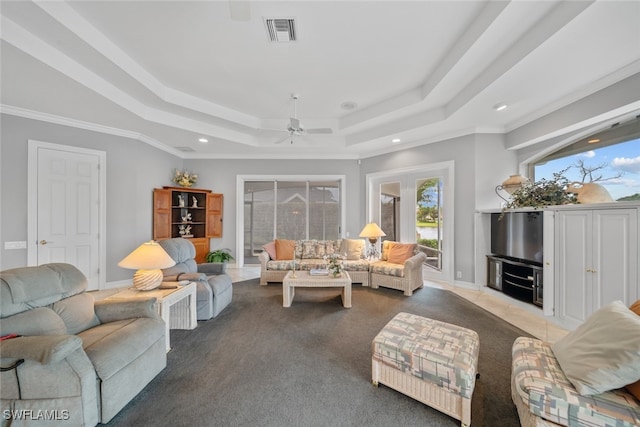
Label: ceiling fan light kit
xmin=275 ymin=94 xmax=333 ymax=144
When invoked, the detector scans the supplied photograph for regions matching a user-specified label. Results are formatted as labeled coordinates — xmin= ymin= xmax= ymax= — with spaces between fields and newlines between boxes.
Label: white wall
xmin=2 ymin=72 xmax=636 ymax=287
xmin=184 ymin=158 xmax=362 ymax=259
xmin=360 ymin=134 xmax=484 ymax=282
xmin=0 ymin=114 xmax=183 ymax=281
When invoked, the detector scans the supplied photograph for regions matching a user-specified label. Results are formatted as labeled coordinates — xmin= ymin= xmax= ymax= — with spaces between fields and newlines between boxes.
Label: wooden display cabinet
xmin=153 ymin=186 xmax=223 ymax=263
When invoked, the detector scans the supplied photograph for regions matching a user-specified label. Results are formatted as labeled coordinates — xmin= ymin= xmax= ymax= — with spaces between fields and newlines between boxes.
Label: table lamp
xmin=118 ymin=241 xmax=176 ymax=291
xmin=359 ymin=222 xmax=386 ymax=260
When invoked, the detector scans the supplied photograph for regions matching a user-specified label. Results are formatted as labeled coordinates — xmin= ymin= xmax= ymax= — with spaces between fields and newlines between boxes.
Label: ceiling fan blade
xmin=306 ymin=128 xmax=333 ymax=134
xmin=229 ymin=0 xmax=251 ymax=21
xmin=274 ymin=134 xmax=293 ymax=145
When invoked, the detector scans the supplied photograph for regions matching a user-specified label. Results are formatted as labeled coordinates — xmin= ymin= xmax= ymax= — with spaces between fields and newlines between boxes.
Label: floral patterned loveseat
xmin=511 ymin=300 xmax=640 ymax=427
xmin=258 ymin=239 xmax=371 ymax=286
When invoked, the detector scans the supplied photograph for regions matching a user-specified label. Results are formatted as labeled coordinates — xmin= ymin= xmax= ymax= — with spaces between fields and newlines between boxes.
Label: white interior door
xmin=28 ymin=141 xmax=106 ymax=290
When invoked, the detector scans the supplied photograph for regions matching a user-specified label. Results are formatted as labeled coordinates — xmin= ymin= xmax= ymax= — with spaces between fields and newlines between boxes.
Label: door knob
xmin=39 ymin=240 xmax=52 ymax=245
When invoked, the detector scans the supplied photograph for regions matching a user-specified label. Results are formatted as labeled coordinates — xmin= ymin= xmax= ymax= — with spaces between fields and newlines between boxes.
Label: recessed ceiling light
xmin=340 ymin=101 xmax=358 ymax=110
xmin=198 ymin=138 xmax=208 ymax=143
xmin=391 ymin=138 xmax=401 ymax=143
xmin=493 ymin=103 xmax=508 ymax=111
xmin=587 ymin=138 xmax=600 ymax=144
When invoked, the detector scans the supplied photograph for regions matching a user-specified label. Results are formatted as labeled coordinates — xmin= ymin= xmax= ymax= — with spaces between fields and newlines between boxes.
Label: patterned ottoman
xmin=372 ymin=312 xmax=480 ymax=427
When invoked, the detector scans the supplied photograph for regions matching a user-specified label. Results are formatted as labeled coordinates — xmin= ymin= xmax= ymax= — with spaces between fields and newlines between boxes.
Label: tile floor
xmin=226 ymin=265 xmax=569 ymax=343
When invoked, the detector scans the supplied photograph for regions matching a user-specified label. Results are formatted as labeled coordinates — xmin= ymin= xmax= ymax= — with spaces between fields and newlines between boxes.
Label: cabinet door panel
xmin=153 ymin=189 xmax=172 ymax=239
xmin=593 ymin=209 xmax=638 ymax=308
xmin=556 ymin=211 xmax=591 ymax=327
xmin=206 ymin=193 xmax=223 ymax=238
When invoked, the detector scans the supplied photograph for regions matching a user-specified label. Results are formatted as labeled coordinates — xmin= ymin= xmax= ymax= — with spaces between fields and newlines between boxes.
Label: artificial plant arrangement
xmin=205 ymin=248 xmax=234 ymax=263
xmin=173 ymin=169 xmax=198 ymax=187
xmin=323 ymin=253 xmax=345 ymax=277
xmin=504 ymin=167 xmax=577 ymax=210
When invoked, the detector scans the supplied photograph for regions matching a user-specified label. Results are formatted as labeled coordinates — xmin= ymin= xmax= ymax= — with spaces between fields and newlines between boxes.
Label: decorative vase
xmin=501 ymin=174 xmax=529 ymax=195
xmin=566 ymin=182 xmax=614 ymax=204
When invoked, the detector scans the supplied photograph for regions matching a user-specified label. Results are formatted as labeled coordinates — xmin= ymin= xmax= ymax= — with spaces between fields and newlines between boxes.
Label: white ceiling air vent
xmin=264 ymin=18 xmax=296 ymax=42
xmin=175 ymin=146 xmax=196 ymax=152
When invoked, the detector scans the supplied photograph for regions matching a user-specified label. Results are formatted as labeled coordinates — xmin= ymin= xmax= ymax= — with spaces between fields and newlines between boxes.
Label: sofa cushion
xmin=341 ymin=259 xmax=370 ymax=272
xmin=381 ymin=241 xmax=392 ymax=261
xmin=387 ymin=242 xmax=416 ymax=264
xmin=324 ymin=240 xmax=341 ymax=256
xmin=262 ymin=241 xmax=277 ymax=259
xmin=266 ymin=260 xmax=297 ymax=271
xmin=301 ymin=240 xmax=325 ymax=259
xmin=0 ymin=307 xmax=66 ymax=336
xmin=340 ymin=239 xmax=365 ymax=260
xmin=79 ymin=317 xmax=165 ymax=381
xmin=370 ymin=261 xmax=405 ymax=277
xmin=512 ymin=336 xmax=640 ymax=426
xmin=299 ymin=259 xmax=328 ymax=270
xmin=52 ymin=293 xmax=100 ymax=335
xmin=275 ymin=239 xmax=295 ymax=260
xmin=552 ymin=300 xmax=640 ymax=395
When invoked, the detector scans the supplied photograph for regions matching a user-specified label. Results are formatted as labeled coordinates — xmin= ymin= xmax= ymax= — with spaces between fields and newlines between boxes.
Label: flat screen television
xmin=491 ymin=211 xmax=543 ymax=264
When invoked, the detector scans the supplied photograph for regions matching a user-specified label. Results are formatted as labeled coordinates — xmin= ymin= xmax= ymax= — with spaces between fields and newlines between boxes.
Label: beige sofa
xmin=0 ymin=263 xmax=166 ymax=426
xmin=259 ymin=239 xmax=427 ymax=295
xmin=370 ymin=241 xmax=428 ymax=296
xmin=259 ymin=239 xmax=371 ymax=286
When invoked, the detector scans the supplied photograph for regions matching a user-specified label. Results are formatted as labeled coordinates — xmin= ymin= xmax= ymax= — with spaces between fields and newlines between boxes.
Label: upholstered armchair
xmin=370 ymin=241 xmax=427 ymax=296
xmin=0 ymin=263 xmax=166 ymax=425
xmin=159 ymin=238 xmax=233 ymax=320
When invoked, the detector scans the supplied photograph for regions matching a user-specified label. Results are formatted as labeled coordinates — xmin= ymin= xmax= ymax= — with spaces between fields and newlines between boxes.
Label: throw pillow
xmin=275 ymin=239 xmax=295 ymax=260
xmin=551 ymin=300 xmax=640 ymax=395
xmin=625 ymin=299 xmax=640 ymax=400
xmin=340 ymin=239 xmax=365 ymax=260
xmin=387 ymin=242 xmax=416 ymax=264
xmin=262 ymin=241 xmax=277 ymax=259
xmin=381 ymin=241 xmax=392 ymax=261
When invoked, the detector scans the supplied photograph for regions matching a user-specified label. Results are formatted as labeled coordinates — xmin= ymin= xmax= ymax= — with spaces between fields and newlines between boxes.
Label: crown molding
xmin=1 ymin=104 xmax=185 ymax=158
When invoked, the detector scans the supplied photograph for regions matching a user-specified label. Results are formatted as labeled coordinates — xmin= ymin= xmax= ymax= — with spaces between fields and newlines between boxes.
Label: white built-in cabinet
xmin=555 ymin=206 xmax=638 ymax=329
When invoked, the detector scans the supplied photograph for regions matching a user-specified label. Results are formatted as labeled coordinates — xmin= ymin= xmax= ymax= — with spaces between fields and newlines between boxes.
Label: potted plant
xmin=204 ymin=248 xmax=234 ymax=272
xmin=504 ymin=167 xmax=577 ymax=211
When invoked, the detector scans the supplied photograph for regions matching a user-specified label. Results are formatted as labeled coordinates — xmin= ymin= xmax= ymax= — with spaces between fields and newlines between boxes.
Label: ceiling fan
xmin=275 ymin=94 xmax=333 ymax=144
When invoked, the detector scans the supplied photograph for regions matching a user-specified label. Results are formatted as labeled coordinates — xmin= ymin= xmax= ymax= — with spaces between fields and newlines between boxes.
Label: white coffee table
xmin=106 ymin=282 xmax=197 ymax=352
xmin=283 ymin=271 xmax=352 ymax=308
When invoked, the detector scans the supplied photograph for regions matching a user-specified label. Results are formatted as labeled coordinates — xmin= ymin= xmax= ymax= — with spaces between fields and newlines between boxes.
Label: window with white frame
xmin=242 ymin=178 xmax=342 ymax=263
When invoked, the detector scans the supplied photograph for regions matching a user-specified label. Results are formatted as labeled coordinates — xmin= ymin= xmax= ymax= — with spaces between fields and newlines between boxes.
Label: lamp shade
xmin=359 ymin=223 xmax=386 ymax=238
xmin=118 ymin=241 xmax=176 ymax=291
xmin=118 ymin=241 xmax=176 ymax=270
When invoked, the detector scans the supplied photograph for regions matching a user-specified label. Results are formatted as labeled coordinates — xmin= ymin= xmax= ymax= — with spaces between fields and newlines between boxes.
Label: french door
xmin=366 ymin=162 xmax=454 ymax=283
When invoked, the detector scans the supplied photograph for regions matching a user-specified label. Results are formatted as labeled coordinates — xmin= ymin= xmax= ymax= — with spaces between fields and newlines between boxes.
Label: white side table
xmin=106 ymin=282 xmax=197 ymax=352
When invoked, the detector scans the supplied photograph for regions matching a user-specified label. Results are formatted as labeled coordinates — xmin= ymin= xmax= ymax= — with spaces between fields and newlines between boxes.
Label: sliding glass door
xmin=240 ymin=177 xmax=344 ymax=265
